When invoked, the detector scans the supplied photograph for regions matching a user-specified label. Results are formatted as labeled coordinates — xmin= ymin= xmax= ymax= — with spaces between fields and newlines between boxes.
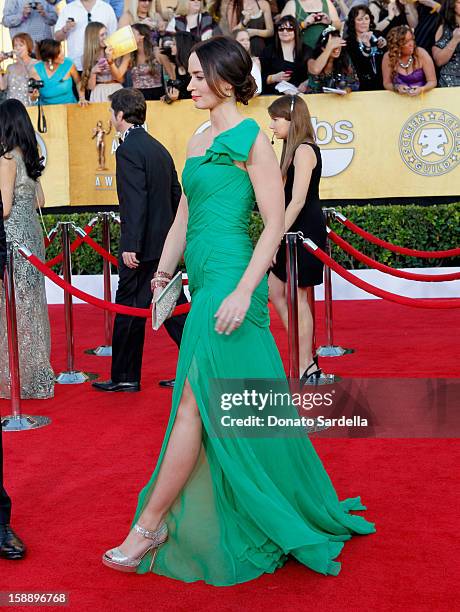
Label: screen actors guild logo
xmin=399 ymin=109 xmax=460 ymax=176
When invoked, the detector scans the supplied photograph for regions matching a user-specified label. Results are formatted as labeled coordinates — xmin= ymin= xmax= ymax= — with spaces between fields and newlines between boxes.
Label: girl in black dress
xmin=268 ymin=94 xmax=326 ymax=383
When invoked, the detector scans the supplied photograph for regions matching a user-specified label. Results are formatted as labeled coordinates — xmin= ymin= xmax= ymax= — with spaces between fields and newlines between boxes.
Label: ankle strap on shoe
xmin=134 ymin=522 xmax=166 ymax=541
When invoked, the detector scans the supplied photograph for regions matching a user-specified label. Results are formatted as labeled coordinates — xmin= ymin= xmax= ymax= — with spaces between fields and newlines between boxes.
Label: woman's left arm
xmin=35 ymin=180 xmax=45 ymax=209
xmin=214 ymin=131 xmax=285 ymax=334
xmin=247 ymin=1 xmax=274 ymax=38
xmin=284 ymin=144 xmax=316 ymax=232
xmin=70 ymin=64 xmax=88 ymax=106
xmin=410 ymin=48 xmax=437 ymax=95
xmin=0 ymin=155 xmax=17 ymax=218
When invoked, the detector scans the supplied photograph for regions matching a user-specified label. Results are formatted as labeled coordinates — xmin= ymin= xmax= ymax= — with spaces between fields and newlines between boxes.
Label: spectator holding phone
xmin=54 ymin=0 xmax=117 ymax=72
xmin=281 ymin=0 xmax=341 ymax=49
xmin=157 ymin=31 xmax=194 ymax=102
xmin=2 ymin=0 xmax=58 ymax=43
xmin=80 ymin=22 xmax=127 ymax=102
xmin=382 ymin=24 xmax=436 ymax=95
xmin=261 ymin=15 xmax=310 ymax=94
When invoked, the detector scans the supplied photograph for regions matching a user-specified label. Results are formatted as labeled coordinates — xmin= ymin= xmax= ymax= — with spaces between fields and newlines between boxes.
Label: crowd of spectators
xmin=0 ymin=0 xmax=458 ymax=106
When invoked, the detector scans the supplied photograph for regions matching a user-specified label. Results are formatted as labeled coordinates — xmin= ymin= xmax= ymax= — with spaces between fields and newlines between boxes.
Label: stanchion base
xmin=84 ymin=345 xmax=112 ymax=357
xmin=1 ymin=414 xmax=51 ymax=431
xmin=55 ymin=371 xmax=99 ymax=384
xmin=303 ymin=372 xmax=341 ymax=386
xmin=317 ymin=345 xmax=355 ymax=357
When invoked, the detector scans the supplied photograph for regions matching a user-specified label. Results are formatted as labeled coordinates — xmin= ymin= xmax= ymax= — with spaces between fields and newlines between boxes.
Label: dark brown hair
xmin=268 ymin=95 xmax=316 ymax=177
xmin=12 ymin=32 xmax=34 ymax=55
xmin=191 ymin=36 xmax=256 ymax=105
xmin=37 ymin=39 xmax=61 ymax=62
xmin=108 ymin=88 xmax=146 ymax=125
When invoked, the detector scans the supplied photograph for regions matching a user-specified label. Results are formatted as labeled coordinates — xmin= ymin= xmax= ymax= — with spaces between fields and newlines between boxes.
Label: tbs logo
xmin=311 ymin=118 xmax=354 ymax=177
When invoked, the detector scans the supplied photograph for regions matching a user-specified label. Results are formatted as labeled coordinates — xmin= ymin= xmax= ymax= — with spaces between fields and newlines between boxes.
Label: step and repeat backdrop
xmin=27 ymin=89 xmax=460 ymax=207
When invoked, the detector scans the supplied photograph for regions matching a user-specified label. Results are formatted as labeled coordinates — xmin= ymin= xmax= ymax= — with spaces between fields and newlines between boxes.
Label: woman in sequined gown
xmin=0 ymin=100 xmax=54 ymax=399
xmin=0 ymin=33 xmax=38 ymax=106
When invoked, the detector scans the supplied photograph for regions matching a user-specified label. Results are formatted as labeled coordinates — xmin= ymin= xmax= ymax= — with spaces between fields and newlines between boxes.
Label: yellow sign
xmin=29 ymin=88 xmax=460 ymax=207
xmin=105 ymin=26 xmax=137 ymax=60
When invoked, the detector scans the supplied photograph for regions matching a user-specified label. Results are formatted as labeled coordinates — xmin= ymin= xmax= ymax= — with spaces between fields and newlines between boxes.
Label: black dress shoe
xmin=159 ymin=378 xmax=175 ymax=388
xmin=92 ymin=380 xmax=140 ymax=392
xmin=0 ymin=525 xmax=26 ymax=560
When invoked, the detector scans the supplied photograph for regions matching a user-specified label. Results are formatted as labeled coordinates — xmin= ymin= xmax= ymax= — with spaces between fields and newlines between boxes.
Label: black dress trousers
xmin=110 ymin=258 xmax=187 ymax=383
xmin=0 ymin=426 xmax=12 ymax=526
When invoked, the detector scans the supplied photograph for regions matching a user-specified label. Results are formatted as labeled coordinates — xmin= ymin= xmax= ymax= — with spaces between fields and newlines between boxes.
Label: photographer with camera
xmin=0 ymin=33 xmax=38 ymax=106
xmin=28 ymin=39 xmax=87 ymax=105
xmin=281 ymin=0 xmax=341 ymax=49
xmin=157 ymin=31 xmax=194 ymax=103
xmin=302 ymin=24 xmax=359 ymax=92
xmin=345 ymin=4 xmax=386 ymax=90
xmin=2 ymin=0 xmax=57 ymax=44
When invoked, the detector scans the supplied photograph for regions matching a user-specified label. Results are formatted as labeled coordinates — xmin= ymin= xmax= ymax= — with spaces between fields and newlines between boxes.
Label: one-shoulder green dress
xmin=132 ymin=118 xmax=375 ymax=585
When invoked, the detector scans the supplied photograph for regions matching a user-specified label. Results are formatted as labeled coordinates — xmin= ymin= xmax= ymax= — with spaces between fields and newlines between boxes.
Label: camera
xmin=30 ymin=2 xmax=38 ymax=9
xmin=28 ymin=77 xmax=44 ymax=92
xmin=1 ymin=51 xmax=14 ymax=59
xmin=162 ymin=79 xmax=182 ymax=104
xmin=369 ymin=34 xmax=378 ymax=45
xmin=313 ymin=13 xmax=323 ymax=22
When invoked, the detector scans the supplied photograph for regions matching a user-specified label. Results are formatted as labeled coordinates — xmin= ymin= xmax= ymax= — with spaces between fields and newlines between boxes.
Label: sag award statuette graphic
xmin=92 ymin=120 xmax=112 ymax=171
xmin=399 ymin=109 xmax=460 ymax=177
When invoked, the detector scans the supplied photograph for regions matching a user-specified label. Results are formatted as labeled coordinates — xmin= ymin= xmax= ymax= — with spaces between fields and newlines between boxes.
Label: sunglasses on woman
xmin=278 ymin=25 xmax=294 ymax=31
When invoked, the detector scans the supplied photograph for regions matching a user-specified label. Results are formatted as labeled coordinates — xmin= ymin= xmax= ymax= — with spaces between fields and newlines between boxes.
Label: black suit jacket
xmin=116 ymin=128 xmax=182 ymax=261
xmin=0 ymin=196 xmax=6 ymax=281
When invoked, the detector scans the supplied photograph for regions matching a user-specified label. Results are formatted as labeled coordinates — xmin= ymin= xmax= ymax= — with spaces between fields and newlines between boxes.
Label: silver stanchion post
xmin=55 ymin=222 xmax=98 ymax=384
xmin=286 ymin=233 xmax=300 ymax=380
xmin=1 ymin=244 xmax=51 ymax=431
xmin=86 ymin=212 xmax=113 ymax=356
xmin=302 ymin=238 xmax=339 ymax=386
xmin=317 ymin=208 xmax=354 ymax=358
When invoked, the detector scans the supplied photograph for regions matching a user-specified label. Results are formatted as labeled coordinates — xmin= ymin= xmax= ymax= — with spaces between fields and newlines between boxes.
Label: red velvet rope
xmin=329 ymin=230 xmax=460 ymax=282
xmin=45 ymin=224 xmax=96 ymax=268
xmin=302 ymin=241 xmax=460 ymax=309
xmin=337 ymin=216 xmax=460 ymax=259
xmin=80 ymin=234 xmax=119 ymax=266
xmin=25 ymin=252 xmax=190 ymax=319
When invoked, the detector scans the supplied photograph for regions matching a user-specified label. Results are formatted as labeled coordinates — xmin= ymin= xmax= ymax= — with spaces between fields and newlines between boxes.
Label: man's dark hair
xmin=109 ymin=88 xmax=146 ymax=125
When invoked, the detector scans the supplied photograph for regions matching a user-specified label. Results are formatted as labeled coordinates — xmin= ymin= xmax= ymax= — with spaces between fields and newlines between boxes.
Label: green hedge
xmin=42 ymin=203 xmax=460 ymax=274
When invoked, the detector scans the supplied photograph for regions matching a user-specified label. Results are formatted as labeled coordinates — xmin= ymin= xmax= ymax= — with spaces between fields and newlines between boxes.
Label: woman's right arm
xmin=153 ymin=194 xmax=188 ymax=279
xmin=0 ymin=155 xmax=17 ymax=218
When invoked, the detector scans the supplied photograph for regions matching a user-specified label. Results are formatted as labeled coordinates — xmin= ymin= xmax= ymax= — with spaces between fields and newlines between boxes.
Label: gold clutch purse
xmin=152 ymin=271 xmax=183 ymax=331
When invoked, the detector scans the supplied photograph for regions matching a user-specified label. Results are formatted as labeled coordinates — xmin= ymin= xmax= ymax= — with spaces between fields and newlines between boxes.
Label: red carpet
xmin=0 ymin=301 xmax=459 ymax=611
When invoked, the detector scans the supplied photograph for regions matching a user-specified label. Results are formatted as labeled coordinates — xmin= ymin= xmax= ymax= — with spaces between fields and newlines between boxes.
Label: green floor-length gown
xmin=132 ymin=118 xmax=375 ymax=585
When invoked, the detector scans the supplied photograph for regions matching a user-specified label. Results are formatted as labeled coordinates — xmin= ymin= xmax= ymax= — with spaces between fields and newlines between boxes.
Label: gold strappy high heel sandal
xmin=102 ymin=521 xmax=168 ymax=573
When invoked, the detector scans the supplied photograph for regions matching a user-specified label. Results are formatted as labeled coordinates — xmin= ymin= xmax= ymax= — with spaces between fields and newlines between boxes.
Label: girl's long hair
xmin=81 ymin=21 xmax=106 ymax=92
xmin=268 ymin=95 xmax=316 ymax=178
xmin=386 ymin=25 xmax=419 ymax=82
xmin=209 ymin=0 xmax=244 ymax=25
xmin=0 ymin=99 xmax=44 ymax=180
xmin=131 ymin=23 xmax=159 ymax=76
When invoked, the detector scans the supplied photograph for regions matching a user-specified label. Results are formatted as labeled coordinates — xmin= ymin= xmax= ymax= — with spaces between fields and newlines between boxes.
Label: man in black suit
xmin=93 ymin=88 xmax=187 ymax=393
xmin=0 ymin=196 xmax=26 ymax=559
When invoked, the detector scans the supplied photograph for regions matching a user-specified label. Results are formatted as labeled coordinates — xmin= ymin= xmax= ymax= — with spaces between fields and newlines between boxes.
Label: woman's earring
xmin=271 ymin=133 xmax=275 ymax=145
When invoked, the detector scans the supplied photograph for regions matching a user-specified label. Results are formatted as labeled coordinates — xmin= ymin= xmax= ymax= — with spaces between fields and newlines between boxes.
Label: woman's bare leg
xmin=268 ymin=272 xmax=288 ymax=328
xmin=117 ymin=378 xmax=202 ymax=558
xmin=298 ymin=288 xmax=314 ymax=372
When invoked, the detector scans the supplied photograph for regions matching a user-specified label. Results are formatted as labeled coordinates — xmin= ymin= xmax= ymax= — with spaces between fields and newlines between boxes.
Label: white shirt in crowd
xmin=55 ymin=0 xmax=117 ymax=71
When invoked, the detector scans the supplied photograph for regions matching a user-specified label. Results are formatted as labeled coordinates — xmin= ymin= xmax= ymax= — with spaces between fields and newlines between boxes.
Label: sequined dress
xmin=435 ymin=25 xmax=460 ymax=87
xmin=0 ymin=149 xmax=54 ymax=399
xmin=4 ymin=59 xmax=37 ymax=106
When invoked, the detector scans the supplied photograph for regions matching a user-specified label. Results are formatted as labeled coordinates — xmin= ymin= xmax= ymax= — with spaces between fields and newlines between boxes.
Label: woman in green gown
xmin=102 ymin=36 xmax=375 ymax=585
